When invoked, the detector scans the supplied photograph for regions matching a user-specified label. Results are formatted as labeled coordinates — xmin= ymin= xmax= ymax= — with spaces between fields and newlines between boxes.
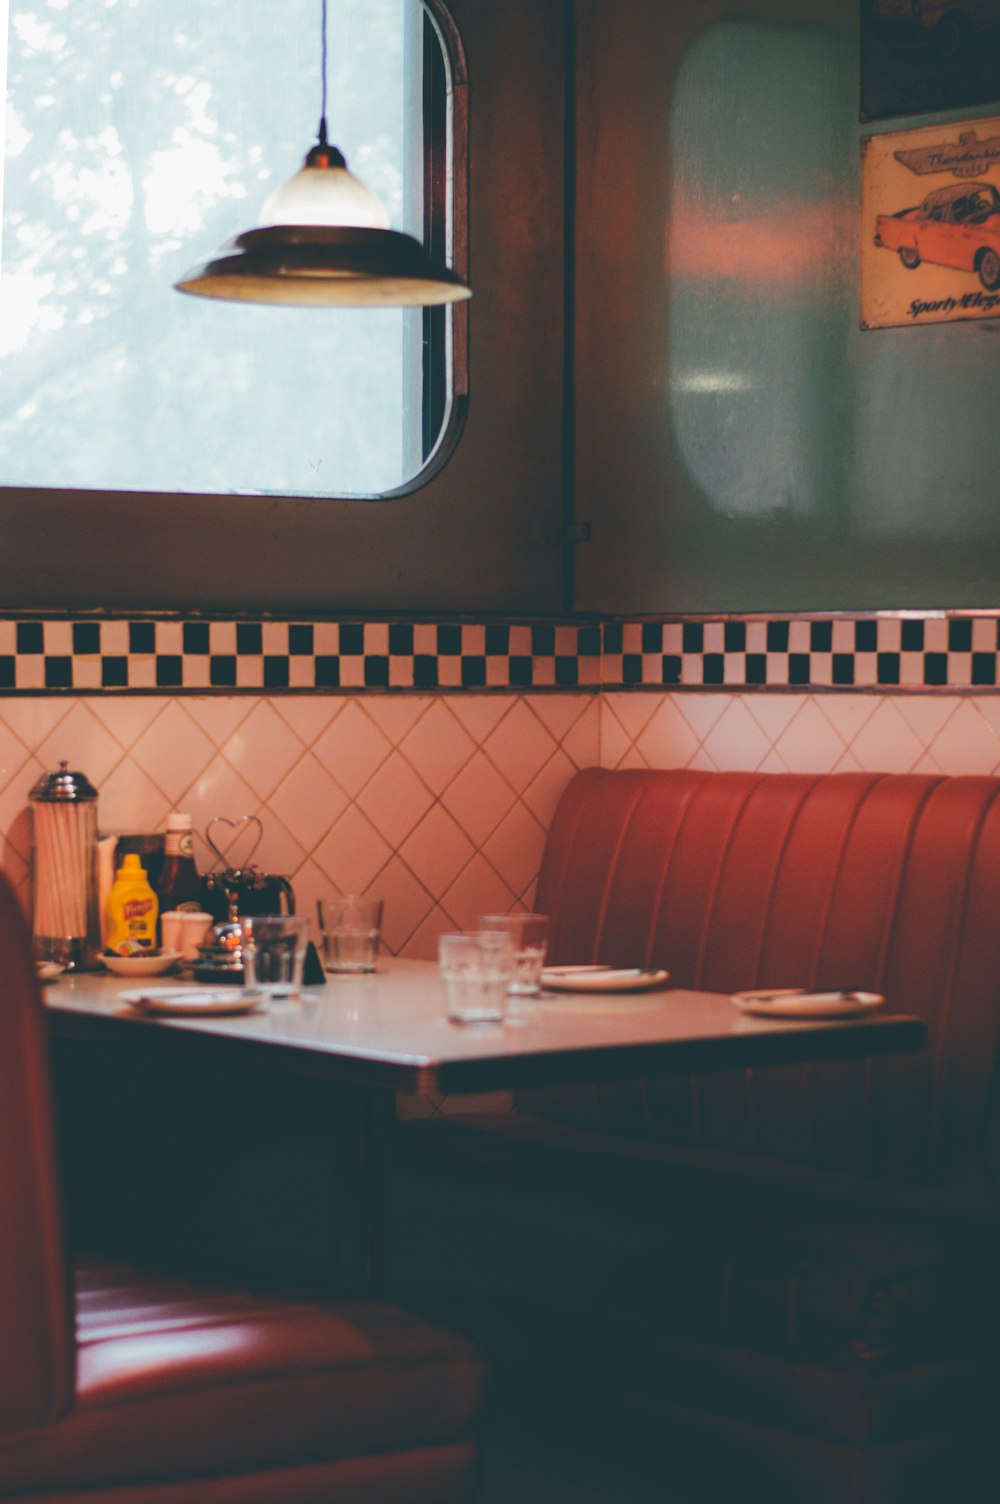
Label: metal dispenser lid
xmin=29 ymin=760 xmax=98 ymax=802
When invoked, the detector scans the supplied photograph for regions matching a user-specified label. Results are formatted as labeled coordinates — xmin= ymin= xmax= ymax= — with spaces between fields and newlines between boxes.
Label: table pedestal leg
xmin=327 ymin=1084 xmax=398 ymax=1296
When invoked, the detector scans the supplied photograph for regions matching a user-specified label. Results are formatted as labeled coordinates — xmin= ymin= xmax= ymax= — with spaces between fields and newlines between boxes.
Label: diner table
xmin=44 ymin=960 xmax=926 ymax=1292
xmin=45 ymin=957 xmax=925 ymax=1091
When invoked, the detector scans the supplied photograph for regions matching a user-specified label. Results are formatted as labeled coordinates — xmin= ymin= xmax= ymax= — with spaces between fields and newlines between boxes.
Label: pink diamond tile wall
xmin=4 ymin=685 xmax=1000 ymax=959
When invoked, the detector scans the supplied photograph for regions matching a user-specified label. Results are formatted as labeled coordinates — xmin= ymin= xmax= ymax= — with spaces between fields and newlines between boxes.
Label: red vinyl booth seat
xmin=526 ymin=767 xmax=1000 ymax=1183
xmin=0 ymin=872 xmax=488 ymax=1503
xmin=388 ymin=769 xmax=1000 ymax=1504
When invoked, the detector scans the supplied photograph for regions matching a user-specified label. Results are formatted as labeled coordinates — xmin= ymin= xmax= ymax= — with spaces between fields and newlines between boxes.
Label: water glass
xmin=319 ymin=895 xmax=384 ymax=974
xmin=478 ymin=912 xmax=550 ymax=996
xmin=241 ymin=913 xmax=308 ymax=998
xmin=439 ymin=931 xmax=516 ymax=1023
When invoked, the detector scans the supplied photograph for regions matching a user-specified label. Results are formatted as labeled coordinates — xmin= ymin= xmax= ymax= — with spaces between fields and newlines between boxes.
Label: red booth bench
xmin=388 ymin=768 xmax=1000 ymax=1503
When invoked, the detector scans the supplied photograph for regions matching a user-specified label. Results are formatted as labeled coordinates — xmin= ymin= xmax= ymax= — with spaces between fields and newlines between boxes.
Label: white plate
xmin=118 ymin=986 xmax=265 ymax=1016
xmin=731 ymin=988 xmax=885 ymax=1019
xmin=102 ymin=950 xmax=182 ymax=978
xmin=541 ymin=966 xmax=671 ymax=994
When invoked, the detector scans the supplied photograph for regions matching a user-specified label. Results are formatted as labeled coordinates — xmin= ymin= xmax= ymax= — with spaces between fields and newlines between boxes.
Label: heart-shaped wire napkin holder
xmin=205 ymin=814 xmax=264 ymax=873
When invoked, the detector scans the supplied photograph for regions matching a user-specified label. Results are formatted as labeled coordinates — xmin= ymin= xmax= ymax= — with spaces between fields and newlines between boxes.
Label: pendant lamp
xmin=174 ymin=0 xmax=470 ymax=309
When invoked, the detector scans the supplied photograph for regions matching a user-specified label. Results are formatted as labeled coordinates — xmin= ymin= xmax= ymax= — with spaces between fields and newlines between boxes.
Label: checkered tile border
xmin=0 ymin=614 xmax=997 ymax=694
xmin=0 ymin=619 xmax=602 ymax=693
xmin=603 ymin=616 xmax=1000 ymax=691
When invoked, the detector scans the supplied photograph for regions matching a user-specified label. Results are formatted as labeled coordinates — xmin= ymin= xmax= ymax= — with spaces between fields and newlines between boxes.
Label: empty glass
xmin=241 ymin=914 xmax=308 ymax=998
xmin=478 ymin=912 xmax=550 ymax=996
xmin=318 ymin=895 xmax=384 ymax=974
xmin=439 ymin=931 xmax=516 ymax=1022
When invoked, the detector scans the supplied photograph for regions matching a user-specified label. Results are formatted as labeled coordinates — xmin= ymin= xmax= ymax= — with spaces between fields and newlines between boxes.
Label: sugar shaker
xmin=29 ymin=762 xmax=100 ymax=970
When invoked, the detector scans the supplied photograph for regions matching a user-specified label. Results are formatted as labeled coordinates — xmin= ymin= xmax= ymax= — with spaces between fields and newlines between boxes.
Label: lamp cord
xmin=308 ymin=0 xmax=345 ymax=168
xmin=318 ymin=0 xmax=329 ymax=147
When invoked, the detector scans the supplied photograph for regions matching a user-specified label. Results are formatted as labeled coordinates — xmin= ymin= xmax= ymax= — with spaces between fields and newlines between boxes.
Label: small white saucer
xmin=119 ymin=986 xmax=265 ymax=1016
xmin=731 ymin=989 xmax=885 ymax=1019
xmin=102 ymin=950 xmax=182 ymax=978
xmin=541 ymin=966 xmax=671 ymax=994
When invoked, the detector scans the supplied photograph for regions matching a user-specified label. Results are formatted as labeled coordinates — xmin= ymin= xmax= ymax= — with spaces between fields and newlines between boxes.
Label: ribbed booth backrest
xmin=0 ymin=873 xmax=74 ymax=1435
xmin=531 ymin=769 xmax=1000 ymax=1189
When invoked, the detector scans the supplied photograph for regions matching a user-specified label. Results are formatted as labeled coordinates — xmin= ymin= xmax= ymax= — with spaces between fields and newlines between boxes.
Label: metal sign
xmin=860 ymin=115 xmax=1000 ymax=329
xmin=861 ymin=1 xmax=1000 ymax=121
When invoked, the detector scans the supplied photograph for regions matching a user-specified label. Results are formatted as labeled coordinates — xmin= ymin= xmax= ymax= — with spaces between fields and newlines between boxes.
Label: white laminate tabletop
xmin=43 ymin=958 xmax=926 ymax=1095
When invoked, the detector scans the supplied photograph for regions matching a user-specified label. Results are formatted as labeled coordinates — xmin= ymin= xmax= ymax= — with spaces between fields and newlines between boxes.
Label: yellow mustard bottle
xmin=105 ymin=852 xmax=159 ymax=954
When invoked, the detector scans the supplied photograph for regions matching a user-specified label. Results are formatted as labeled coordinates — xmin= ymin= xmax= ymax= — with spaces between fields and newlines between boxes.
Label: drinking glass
xmin=319 ymin=895 xmax=384 ymax=974
xmin=477 ymin=913 xmax=550 ymax=996
xmin=439 ymin=931 xmax=516 ymax=1022
xmin=241 ymin=914 xmax=308 ymax=998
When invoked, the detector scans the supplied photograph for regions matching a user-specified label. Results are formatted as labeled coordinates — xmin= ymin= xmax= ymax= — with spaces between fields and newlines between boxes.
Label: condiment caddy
xmin=29 ymin=783 xmax=301 ymax=982
xmin=199 ymin=814 xmax=295 ymax=921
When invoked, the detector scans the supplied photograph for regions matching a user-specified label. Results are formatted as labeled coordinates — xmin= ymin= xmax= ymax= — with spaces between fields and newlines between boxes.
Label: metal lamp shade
xmin=175 ymin=223 xmax=470 ymax=308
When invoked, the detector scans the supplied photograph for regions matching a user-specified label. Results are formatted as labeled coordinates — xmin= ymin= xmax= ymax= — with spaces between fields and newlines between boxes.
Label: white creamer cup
xmin=179 ymin=910 xmax=214 ymax=962
xmin=160 ymin=911 xmax=185 ymax=954
xmin=162 ymin=909 xmax=214 ymax=961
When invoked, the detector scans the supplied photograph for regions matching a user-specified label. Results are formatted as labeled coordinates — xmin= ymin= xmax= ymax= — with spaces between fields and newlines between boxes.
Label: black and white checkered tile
xmin=0 ymin=614 xmax=997 ymax=694
xmin=0 ymin=619 xmax=603 ymax=693
xmin=601 ymin=617 xmax=1000 ymax=691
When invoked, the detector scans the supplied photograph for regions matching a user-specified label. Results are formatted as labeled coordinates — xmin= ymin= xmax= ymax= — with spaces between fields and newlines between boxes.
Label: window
xmin=1 ymin=0 xmax=460 ymax=500
xmin=0 ymin=0 xmax=566 ymax=618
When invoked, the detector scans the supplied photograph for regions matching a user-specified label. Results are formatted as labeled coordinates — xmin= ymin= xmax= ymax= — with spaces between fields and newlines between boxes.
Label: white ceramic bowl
xmin=102 ymin=950 xmax=182 ymax=978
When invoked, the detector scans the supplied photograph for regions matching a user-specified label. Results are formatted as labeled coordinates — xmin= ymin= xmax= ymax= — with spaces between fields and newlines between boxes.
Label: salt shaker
xmin=29 ymin=762 xmax=100 ymax=970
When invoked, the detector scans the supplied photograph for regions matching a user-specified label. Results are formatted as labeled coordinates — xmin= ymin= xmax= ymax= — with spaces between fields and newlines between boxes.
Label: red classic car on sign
xmin=874 ymin=179 xmax=1000 ymax=289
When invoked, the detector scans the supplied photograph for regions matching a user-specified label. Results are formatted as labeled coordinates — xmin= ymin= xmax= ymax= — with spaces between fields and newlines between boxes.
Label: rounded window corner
xmin=379 ymin=386 xmax=470 ymax=501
